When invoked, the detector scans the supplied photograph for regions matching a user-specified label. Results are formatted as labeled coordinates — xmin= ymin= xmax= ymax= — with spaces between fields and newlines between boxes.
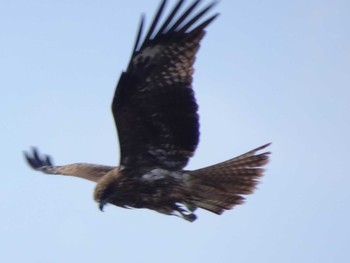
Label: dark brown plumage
xmin=24 ymin=0 xmax=270 ymax=222
xmin=113 ymin=0 xmax=217 ymax=170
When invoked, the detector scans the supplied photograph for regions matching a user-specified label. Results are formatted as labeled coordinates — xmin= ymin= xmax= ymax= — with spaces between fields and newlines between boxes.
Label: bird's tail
xmin=187 ymin=143 xmax=271 ymax=215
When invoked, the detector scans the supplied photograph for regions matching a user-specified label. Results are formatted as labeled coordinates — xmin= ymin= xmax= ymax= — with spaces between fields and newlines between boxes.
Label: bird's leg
xmin=173 ymin=203 xmax=197 ymax=222
xmin=180 ymin=212 xmax=197 ymax=222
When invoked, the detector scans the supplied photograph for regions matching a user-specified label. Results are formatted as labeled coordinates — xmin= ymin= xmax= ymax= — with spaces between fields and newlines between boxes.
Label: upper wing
xmin=112 ymin=0 xmax=218 ymax=171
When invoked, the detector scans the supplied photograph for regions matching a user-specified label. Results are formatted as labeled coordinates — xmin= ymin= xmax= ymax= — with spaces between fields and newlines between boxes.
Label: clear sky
xmin=1 ymin=0 xmax=349 ymax=262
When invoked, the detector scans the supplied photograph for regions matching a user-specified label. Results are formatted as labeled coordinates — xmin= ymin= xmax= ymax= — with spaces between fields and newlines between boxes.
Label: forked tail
xmin=188 ymin=143 xmax=271 ymax=215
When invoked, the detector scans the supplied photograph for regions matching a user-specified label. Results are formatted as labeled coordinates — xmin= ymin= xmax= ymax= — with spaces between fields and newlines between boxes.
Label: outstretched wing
xmin=112 ymin=0 xmax=218 ymax=171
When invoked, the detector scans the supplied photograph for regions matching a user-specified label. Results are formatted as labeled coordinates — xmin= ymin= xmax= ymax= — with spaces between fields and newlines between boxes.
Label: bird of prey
xmin=24 ymin=0 xmax=270 ymax=222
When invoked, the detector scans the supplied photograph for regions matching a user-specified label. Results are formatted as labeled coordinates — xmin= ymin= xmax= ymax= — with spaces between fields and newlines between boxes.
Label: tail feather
xmin=188 ymin=143 xmax=271 ymax=215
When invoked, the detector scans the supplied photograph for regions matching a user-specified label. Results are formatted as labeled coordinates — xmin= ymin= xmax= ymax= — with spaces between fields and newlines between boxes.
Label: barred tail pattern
xmin=188 ymin=143 xmax=271 ymax=214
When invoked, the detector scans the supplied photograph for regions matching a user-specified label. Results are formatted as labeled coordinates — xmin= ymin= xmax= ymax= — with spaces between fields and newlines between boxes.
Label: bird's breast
xmin=108 ymin=168 xmax=189 ymax=208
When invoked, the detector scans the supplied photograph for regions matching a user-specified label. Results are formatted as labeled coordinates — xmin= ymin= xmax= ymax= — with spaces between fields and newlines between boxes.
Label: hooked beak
xmin=99 ymin=198 xmax=109 ymax=212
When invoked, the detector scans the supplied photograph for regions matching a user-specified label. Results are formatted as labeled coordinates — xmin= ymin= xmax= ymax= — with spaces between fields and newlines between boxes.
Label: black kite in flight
xmin=25 ymin=0 xmax=270 ymax=222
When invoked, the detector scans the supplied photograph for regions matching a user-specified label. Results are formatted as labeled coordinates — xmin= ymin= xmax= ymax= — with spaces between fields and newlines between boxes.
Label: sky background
xmin=1 ymin=0 xmax=349 ymax=262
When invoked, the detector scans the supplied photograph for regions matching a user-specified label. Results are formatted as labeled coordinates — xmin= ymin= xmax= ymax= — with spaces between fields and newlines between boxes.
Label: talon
xmin=184 ymin=213 xmax=197 ymax=222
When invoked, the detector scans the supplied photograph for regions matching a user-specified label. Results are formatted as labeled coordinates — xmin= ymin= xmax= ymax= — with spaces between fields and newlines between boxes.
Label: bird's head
xmin=93 ymin=168 xmax=119 ymax=211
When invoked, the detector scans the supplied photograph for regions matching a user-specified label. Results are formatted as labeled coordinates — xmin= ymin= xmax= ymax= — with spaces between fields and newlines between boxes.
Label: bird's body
xmin=95 ymin=168 xmax=196 ymax=220
xmin=25 ymin=0 xmax=270 ymax=222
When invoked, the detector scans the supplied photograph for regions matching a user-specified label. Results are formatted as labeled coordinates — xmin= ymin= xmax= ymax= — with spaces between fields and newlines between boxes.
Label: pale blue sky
xmin=1 ymin=0 xmax=350 ymax=262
